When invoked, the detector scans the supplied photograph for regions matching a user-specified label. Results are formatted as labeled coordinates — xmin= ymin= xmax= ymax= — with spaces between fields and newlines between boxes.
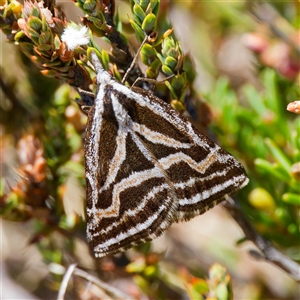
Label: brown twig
xmin=223 ymin=197 xmax=300 ymax=282
xmin=103 ymin=3 xmax=143 ymax=76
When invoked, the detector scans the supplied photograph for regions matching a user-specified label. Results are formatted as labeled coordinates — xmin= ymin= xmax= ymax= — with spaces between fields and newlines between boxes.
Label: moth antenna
xmin=122 ymin=35 xmax=149 ymax=84
xmin=132 ymin=74 xmax=175 ymax=88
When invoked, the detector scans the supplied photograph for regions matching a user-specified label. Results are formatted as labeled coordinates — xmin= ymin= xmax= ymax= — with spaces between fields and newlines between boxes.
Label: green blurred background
xmin=1 ymin=1 xmax=299 ymax=299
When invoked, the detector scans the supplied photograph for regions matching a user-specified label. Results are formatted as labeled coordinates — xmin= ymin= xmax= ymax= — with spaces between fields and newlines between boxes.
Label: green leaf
xmin=129 ymin=17 xmax=145 ymax=43
xmin=89 ymin=15 xmax=106 ymax=30
xmin=139 ymin=0 xmax=150 ymax=11
xmin=0 ymin=177 xmax=4 ymax=196
xmin=263 ymin=69 xmax=280 ymax=116
xmin=39 ymin=31 xmax=51 ymax=45
xmin=87 ymin=47 xmax=102 ymax=66
xmin=265 ymin=138 xmax=292 ymax=173
xmin=254 ymin=159 xmax=285 ymax=179
xmin=42 ymin=60 xmax=63 ymax=67
xmin=133 ymin=3 xmax=146 ymax=23
xmin=162 ymin=65 xmax=174 ymax=76
xmin=83 ymin=0 xmax=96 ymax=11
xmin=101 ymin=49 xmax=110 ymax=70
xmin=282 ymin=193 xmax=300 ymax=206
xmin=141 ymin=43 xmax=157 ymax=58
xmin=254 ymin=159 xmax=298 ymax=190
xmin=171 ymin=100 xmax=185 ymax=112
xmin=156 ymin=53 xmax=165 ymax=64
xmin=165 ymin=80 xmax=177 ymax=99
xmin=41 ymin=69 xmax=57 ymax=78
xmin=19 ymin=42 xmax=34 ymax=56
xmin=31 ymin=5 xmax=40 ymax=17
xmin=243 ymin=84 xmax=267 ymax=117
xmin=14 ymin=31 xmax=26 ymax=42
xmin=37 ymin=44 xmax=53 ymax=52
xmin=148 ymin=0 xmax=160 ymax=15
xmin=236 ymin=237 xmax=248 ymax=245
xmin=149 ymin=58 xmax=161 ymax=71
xmin=165 ymin=56 xmax=177 ymax=70
xmin=215 ymin=283 xmax=230 ymax=300
xmin=141 ymin=13 xmax=157 ymax=33
xmin=171 ymin=73 xmax=186 ymax=91
xmin=54 ymin=35 xmax=61 ymax=50
xmin=133 ymin=275 xmax=149 ymax=294
xmin=28 ymin=16 xmax=42 ymax=31
xmin=41 ymin=15 xmax=50 ymax=33
xmin=27 ymin=26 xmax=40 ymax=39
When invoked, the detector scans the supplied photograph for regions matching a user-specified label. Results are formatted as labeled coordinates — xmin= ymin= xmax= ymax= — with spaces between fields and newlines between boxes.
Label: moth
xmin=84 ymin=51 xmax=249 ymax=258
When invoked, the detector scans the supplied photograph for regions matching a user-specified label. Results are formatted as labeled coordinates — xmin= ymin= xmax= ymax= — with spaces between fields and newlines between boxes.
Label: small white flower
xmin=61 ymin=25 xmax=90 ymax=51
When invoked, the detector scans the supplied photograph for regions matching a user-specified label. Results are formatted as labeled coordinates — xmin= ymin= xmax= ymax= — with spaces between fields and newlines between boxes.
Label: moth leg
xmin=80 ymin=105 xmax=92 ymax=115
xmin=77 ymin=88 xmax=94 ymax=98
xmin=75 ymin=87 xmax=95 ymax=115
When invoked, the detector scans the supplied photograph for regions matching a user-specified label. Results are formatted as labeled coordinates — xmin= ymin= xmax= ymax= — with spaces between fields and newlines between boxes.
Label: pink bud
xmin=287 ymin=101 xmax=300 ymax=114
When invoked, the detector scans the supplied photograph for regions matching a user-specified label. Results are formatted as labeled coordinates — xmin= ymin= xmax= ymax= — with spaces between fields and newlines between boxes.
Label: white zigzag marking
xmin=91 ymin=183 xmax=170 ymax=237
xmin=99 ymin=94 xmax=157 ymax=193
xmin=158 ymin=149 xmax=231 ymax=173
xmin=179 ymin=175 xmax=246 ymax=206
xmin=174 ymin=167 xmax=231 ymax=190
xmin=94 ymin=204 xmax=166 ymax=253
xmin=99 ymin=129 xmax=128 ymax=193
xmin=111 ymin=82 xmax=214 ymax=151
xmin=111 ymin=93 xmax=131 ymax=128
xmin=92 ymin=168 xmax=232 ymax=238
xmin=100 ymin=93 xmax=131 ymax=193
xmin=86 ymin=166 xmax=164 ymax=217
xmin=175 ymin=199 xmax=219 ymax=220
xmin=133 ymin=122 xmax=192 ymax=148
xmin=86 ymin=86 xmax=105 ymax=211
xmin=112 ymin=165 xmax=164 ymax=209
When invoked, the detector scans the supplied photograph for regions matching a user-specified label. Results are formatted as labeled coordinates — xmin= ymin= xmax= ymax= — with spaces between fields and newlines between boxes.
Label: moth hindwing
xmin=84 ymin=52 xmax=249 ymax=257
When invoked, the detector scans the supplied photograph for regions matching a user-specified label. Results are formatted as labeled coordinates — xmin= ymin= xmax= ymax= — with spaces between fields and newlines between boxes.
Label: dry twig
xmin=57 ymin=264 xmax=130 ymax=300
xmin=223 ymin=197 xmax=300 ymax=282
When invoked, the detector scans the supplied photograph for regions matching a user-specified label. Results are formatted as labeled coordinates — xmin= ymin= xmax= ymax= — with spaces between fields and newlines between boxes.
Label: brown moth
xmin=84 ymin=52 xmax=249 ymax=257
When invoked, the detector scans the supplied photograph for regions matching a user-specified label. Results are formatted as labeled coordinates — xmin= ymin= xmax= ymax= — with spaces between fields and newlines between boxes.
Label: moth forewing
xmin=129 ymin=87 xmax=249 ymax=221
xmin=85 ymin=51 xmax=249 ymax=257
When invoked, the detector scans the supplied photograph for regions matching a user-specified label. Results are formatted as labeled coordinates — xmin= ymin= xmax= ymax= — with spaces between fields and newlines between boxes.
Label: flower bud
xmin=248 ymin=187 xmax=276 ymax=212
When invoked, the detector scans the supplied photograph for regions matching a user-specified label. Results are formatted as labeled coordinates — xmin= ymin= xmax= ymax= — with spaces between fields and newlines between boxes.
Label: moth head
xmin=89 ymin=51 xmax=113 ymax=86
xmin=97 ymin=69 xmax=112 ymax=86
